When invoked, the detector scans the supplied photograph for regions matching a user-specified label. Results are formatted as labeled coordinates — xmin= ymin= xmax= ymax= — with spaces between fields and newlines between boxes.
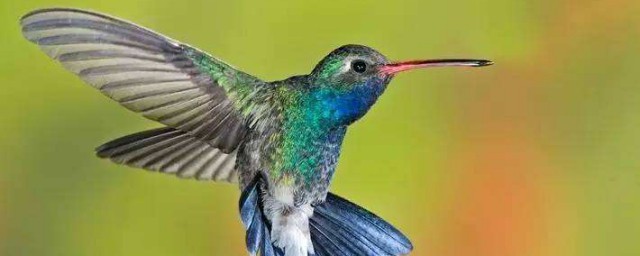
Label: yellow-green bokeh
xmin=2 ymin=0 xmax=640 ymax=255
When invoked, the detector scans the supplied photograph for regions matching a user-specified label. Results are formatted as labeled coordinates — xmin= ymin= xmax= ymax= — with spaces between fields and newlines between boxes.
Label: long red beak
xmin=380 ymin=59 xmax=493 ymax=75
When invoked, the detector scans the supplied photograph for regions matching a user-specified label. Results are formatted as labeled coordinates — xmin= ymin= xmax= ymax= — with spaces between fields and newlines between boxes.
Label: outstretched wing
xmin=21 ymin=8 xmax=269 ymax=153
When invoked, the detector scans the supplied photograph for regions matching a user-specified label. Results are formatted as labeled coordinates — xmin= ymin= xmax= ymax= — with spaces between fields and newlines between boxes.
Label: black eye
xmin=351 ymin=60 xmax=367 ymax=73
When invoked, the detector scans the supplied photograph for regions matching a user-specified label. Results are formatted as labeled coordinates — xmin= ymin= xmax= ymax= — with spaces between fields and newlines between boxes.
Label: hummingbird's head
xmin=311 ymin=44 xmax=391 ymax=89
xmin=307 ymin=44 xmax=492 ymax=126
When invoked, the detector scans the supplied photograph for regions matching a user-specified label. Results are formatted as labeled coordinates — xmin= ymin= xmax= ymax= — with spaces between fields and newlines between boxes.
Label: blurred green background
xmin=2 ymin=0 xmax=640 ymax=255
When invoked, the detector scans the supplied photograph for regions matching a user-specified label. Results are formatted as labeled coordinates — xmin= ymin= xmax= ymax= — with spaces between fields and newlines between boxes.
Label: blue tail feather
xmin=239 ymin=173 xmax=284 ymax=256
xmin=239 ymin=175 xmax=260 ymax=230
xmin=245 ymin=206 xmax=263 ymax=254
xmin=310 ymin=193 xmax=413 ymax=256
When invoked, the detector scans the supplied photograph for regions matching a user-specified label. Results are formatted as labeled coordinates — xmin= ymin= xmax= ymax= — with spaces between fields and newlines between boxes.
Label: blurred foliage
xmin=1 ymin=0 xmax=640 ymax=255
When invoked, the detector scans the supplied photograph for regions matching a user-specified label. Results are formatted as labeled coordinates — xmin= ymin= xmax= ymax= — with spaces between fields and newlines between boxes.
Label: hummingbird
xmin=21 ymin=8 xmax=492 ymax=256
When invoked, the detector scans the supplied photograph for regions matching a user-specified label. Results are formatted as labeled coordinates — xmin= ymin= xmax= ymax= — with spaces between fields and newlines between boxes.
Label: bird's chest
xmin=238 ymin=116 xmax=346 ymax=205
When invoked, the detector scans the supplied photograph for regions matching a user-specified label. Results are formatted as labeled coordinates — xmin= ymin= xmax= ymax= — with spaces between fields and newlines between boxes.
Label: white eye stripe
xmin=338 ymin=56 xmax=372 ymax=74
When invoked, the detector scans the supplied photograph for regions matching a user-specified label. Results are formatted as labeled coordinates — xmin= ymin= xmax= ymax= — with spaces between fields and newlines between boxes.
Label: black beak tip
xmin=475 ymin=60 xmax=494 ymax=67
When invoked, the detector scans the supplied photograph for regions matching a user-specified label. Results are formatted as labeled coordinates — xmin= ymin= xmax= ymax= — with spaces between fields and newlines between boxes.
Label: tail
xmin=239 ymin=174 xmax=413 ymax=256
xmin=310 ymin=193 xmax=413 ymax=255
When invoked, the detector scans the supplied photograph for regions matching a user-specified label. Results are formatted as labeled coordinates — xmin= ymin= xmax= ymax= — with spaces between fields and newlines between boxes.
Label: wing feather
xmin=21 ymin=8 xmax=270 ymax=153
xmin=96 ymin=127 xmax=238 ymax=182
